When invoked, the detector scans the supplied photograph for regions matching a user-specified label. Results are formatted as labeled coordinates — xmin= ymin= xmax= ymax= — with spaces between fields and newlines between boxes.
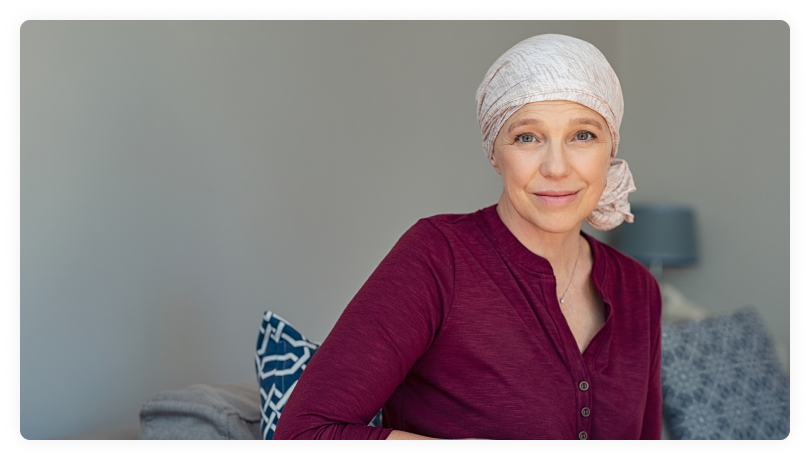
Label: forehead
xmin=505 ymin=100 xmax=608 ymax=127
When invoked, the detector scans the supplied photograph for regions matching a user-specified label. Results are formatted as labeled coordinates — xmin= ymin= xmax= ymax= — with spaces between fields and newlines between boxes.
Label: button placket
xmin=575 ymin=379 xmax=592 ymax=439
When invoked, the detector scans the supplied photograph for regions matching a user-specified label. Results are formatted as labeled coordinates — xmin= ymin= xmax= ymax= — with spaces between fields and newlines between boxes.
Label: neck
xmin=496 ymin=194 xmax=583 ymax=276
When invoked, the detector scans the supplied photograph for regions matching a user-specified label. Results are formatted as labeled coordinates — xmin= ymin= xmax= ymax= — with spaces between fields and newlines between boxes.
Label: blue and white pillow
xmin=255 ymin=311 xmax=382 ymax=440
xmin=255 ymin=311 xmax=321 ymax=439
xmin=661 ymin=307 xmax=789 ymax=439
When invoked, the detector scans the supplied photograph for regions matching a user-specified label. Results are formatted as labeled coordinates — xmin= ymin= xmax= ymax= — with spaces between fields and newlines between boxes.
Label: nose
xmin=538 ymin=139 xmax=571 ymax=179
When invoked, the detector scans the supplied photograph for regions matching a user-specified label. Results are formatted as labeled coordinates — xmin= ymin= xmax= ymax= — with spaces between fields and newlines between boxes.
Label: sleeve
xmin=272 ymin=219 xmax=455 ymax=440
xmin=639 ymin=274 xmax=663 ymax=440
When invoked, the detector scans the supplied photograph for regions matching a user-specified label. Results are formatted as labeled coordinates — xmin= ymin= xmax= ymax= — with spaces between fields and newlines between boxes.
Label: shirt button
xmin=578 ymin=431 xmax=588 ymax=440
xmin=581 ymin=407 xmax=591 ymax=417
xmin=579 ymin=381 xmax=589 ymax=391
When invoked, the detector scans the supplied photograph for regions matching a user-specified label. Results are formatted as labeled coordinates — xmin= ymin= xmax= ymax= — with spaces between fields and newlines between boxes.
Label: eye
xmin=517 ymin=134 xmax=536 ymax=143
xmin=574 ymin=131 xmax=595 ymax=141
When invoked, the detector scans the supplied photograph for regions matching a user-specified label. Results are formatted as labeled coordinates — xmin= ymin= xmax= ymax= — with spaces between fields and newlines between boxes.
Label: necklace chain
xmin=558 ymin=238 xmax=582 ymax=305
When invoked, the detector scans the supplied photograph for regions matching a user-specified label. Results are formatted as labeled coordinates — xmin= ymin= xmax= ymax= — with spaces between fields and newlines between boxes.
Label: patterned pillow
xmin=254 ymin=311 xmax=382 ymax=439
xmin=661 ymin=307 xmax=789 ymax=439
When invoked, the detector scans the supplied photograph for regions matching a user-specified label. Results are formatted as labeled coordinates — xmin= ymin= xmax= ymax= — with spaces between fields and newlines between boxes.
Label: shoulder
xmin=586 ymin=234 xmax=655 ymax=286
xmin=586 ymin=234 xmax=661 ymax=317
xmin=384 ymin=211 xmax=474 ymax=267
xmin=388 ymin=209 xmax=490 ymax=271
xmin=586 ymin=235 xmax=660 ymax=302
xmin=402 ymin=210 xmax=484 ymax=243
xmin=422 ymin=210 xmax=481 ymax=228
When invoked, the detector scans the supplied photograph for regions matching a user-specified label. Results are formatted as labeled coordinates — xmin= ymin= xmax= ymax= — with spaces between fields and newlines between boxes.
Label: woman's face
xmin=490 ymin=100 xmax=613 ymax=235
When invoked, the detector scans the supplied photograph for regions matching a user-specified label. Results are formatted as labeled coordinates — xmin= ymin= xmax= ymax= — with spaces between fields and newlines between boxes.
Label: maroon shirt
xmin=274 ymin=205 xmax=662 ymax=440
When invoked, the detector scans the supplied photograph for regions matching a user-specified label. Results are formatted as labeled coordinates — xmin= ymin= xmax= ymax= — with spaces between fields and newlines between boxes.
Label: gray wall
xmin=20 ymin=21 xmax=788 ymax=439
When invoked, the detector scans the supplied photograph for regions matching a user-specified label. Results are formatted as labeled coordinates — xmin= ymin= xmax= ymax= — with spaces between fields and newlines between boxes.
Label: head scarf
xmin=475 ymin=34 xmax=636 ymax=231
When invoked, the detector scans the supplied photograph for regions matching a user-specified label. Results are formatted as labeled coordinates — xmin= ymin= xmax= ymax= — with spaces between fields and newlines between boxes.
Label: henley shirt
xmin=273 ymin=205 xmax=662 ymax=440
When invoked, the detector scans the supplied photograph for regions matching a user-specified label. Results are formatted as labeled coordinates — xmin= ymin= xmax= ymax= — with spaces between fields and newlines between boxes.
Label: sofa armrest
xmin=140 ymin=381 xmax=261 ymax=440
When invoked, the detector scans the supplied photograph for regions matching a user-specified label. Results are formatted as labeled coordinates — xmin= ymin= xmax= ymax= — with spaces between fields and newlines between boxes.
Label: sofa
xmin=64 ymin=284 xmax=789 ymax=440
xmin=131 ymin=285 xmax=790 ymax=440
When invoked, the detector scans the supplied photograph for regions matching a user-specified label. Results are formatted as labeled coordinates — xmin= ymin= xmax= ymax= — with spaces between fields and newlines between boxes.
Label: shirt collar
xmin=475 ymin=205 xmax=610 ymax=301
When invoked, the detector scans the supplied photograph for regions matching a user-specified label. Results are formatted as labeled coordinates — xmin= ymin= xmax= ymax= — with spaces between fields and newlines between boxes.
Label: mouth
xmin=534 ymin=190 xmax=579 ymax=206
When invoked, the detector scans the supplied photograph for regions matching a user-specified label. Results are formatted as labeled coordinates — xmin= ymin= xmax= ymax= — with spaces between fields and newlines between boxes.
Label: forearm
xmin=385 ymin=430 xmax=438 ymax=440
xmin=386 ymin=430 xmax=486 ymax=440
xmin=275 ymin=418 xmax=393 ymax=440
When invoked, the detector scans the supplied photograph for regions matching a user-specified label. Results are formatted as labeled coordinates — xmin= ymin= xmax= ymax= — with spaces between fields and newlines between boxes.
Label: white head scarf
xmin=475 ymin=34 xmax=636 ymax=231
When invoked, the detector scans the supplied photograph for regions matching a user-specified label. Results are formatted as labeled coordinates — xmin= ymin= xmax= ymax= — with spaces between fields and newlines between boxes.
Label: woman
xmin=273 ymin=34 xmax=662 ymax=440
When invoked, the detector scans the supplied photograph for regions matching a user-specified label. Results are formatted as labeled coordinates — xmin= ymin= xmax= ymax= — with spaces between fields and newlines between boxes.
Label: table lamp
xmin=614 ymin=203 xmax=698 ymax=280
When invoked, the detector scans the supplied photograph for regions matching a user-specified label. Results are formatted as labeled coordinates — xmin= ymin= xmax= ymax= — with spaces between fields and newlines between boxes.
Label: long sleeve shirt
xmin=273 ymin=205 xmax=662 ymax=440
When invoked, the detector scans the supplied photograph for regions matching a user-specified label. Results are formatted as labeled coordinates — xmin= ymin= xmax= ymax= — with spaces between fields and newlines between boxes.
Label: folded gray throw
xmin=139 ymin=382 xmax=261 ymax=440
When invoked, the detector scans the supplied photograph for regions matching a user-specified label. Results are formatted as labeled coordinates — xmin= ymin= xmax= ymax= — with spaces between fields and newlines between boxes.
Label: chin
xmin=503 ymin=193 xmax=592 ymax=235
xmin=534 ymin=220 xmax=582 ymax=235
xmin=522 ymin=209 xmax=585 ymax=235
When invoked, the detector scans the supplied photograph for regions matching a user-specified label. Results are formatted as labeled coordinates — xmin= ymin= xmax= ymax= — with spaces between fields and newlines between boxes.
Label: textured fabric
xmin=661 ymin=308 xmax=790 ymax=440
xmin=589 ymin=159 xmax=636 ymax=230
xmin=273 ymin=205 xmax=662 ymax=440
xmin=139 ymin=382 xmax=262 ymax=440
xmin=57 ymin=424 xmax=140 ymax=440
xmin=254 ymin=312 xmax=383 ymax=439
xmin=476 ymin=34 xmax=635 ymax=231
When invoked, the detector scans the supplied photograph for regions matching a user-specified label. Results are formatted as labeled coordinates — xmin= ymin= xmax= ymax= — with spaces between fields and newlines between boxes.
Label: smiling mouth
xmin=534 ymin=190 xmax=579 ymax=206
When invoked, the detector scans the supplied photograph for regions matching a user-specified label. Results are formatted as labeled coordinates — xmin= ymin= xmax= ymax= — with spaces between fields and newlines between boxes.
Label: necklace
xmin=558 ymin=238 xmax=582 ymax=305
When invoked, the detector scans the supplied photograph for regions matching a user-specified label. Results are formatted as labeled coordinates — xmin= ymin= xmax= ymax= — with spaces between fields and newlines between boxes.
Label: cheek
xmin=602 ymin=156 xmax=612 ymax=188
xmin=503 ymin=170 xmax=535 ymax=202
xmin=578 ymin=156 xmax=611 ymax=193
xmin=598 ymin=162 xmax=610 ymax=188
xmin=500 ymin=154 xmax=537 ymax=187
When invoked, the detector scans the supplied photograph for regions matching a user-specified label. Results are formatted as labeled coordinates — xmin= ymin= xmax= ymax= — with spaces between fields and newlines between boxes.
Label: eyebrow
xmin=507 ymin=117 xmax=605 ymax=133
xmin=507 ymin=118 xmax=543 ymax=133
xmin=570 ymin=117 xmax=605 ymax=130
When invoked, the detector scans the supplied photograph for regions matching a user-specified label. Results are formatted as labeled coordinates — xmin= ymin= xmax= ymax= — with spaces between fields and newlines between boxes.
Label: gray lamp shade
xmin=615 ymin=203 xmax=698 ymax=267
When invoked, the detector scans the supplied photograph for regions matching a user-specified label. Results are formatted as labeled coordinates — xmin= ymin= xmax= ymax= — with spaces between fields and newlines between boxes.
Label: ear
xmin=489 ymin=152 xmax=503 ymax=176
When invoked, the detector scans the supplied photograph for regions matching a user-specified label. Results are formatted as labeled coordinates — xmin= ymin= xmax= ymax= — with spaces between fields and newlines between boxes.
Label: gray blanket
xmin=139 ymin=382 xmax=261 ymax=440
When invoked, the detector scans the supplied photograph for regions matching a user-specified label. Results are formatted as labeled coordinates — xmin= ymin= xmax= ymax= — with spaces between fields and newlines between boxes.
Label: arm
xmin=639 ymin=275 xmax=663 ymax=439
xmin=386 ymin=430 xmax=438 ymax=440
xmin=273 ymin=220 xmax=455 ymax=440
xmin=386 ymin=431 xmax=484 ymax=440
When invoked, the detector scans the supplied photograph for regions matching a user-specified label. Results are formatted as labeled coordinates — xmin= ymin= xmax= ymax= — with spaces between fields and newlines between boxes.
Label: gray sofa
xmin=72 ymin=285 xmax=789 ymax=440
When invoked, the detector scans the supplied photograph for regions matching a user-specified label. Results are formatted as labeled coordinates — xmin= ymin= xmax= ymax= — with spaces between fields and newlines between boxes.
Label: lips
xmin=534 ymin=190 xmax=579 ymax=206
